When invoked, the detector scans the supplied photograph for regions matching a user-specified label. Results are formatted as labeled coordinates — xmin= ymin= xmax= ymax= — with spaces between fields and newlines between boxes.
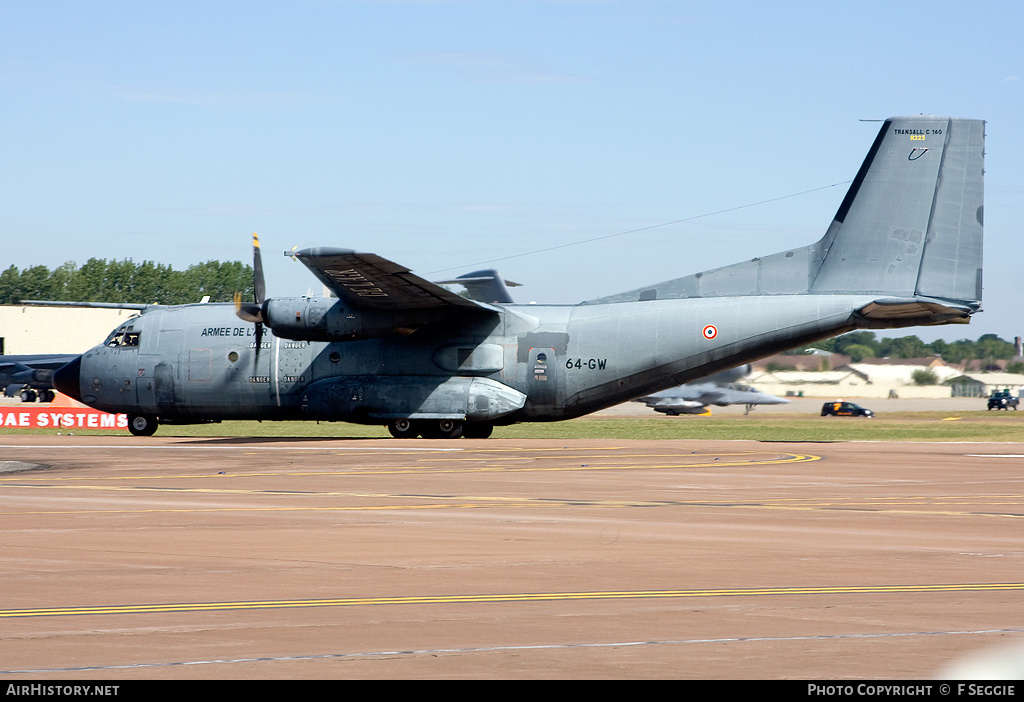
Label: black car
xmin=821 ymin=401 xmax=874 ymax=418
xmin=987 ymin=390 xmax=1019 ymax=410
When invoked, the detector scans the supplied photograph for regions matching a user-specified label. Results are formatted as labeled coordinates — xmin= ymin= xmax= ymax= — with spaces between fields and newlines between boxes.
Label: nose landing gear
xmin=127 ymin=414 xmax=158 ymax=437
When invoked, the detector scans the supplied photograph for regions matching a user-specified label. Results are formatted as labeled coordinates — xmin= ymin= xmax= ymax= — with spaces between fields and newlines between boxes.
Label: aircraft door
xmin=137 ymin=327 xmax=182 ymax=413
xmin=153 ymin=363 xmax=176 ymax=408
xmin=527 ymin=347 xmax=558 ymax=406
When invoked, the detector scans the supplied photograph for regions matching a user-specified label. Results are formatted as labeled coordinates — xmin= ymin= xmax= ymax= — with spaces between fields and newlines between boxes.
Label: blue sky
xmin=2 ymin=0 xmax=1021 ymax=343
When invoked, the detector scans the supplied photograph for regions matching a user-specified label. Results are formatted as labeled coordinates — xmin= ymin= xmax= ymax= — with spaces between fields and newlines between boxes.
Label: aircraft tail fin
xmin=808 ymin=116 xmax=984 ymax=303
xmin=585 ymin=116 xmax=985 ymax=311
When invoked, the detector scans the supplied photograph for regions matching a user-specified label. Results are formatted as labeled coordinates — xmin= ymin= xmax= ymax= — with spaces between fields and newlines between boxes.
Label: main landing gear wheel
xmin=419 ymin=419 xmax=463 ymax=440
xmin=127 ymin=414 xmax=159 ymax=437
xmin=388 ymin=418 xmax=419 ymax=439
xmin=461 ymin=423 xmax=493 ymax=439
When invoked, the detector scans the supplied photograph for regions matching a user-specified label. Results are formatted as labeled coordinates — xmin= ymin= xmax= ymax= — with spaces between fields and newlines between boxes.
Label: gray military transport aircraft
xmin=53 ymin=116 xmax=985 ymax=438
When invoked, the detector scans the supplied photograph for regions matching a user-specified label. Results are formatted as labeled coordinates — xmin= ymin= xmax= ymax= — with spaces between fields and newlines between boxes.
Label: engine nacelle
xmin=10 ymin=367 xmax=55 ymax=384
xmin=263 ymin=297 xmax=443 ymax=341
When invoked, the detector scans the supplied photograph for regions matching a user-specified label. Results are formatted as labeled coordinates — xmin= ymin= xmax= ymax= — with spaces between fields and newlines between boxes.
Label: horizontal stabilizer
xmin=855 ymin=298 xmax=976 ymax=327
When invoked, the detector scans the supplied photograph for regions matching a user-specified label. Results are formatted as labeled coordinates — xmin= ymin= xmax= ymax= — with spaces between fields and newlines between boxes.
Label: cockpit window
xmin=105 ymin=326 xmax=141 ymax=348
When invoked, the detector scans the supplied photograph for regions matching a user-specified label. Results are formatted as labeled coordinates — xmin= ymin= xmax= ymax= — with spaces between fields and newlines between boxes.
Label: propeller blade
xmin=234 ymin=234 xmax=270 ymax=366
xmin=253 ymin=232 xmax=266 ymax=304
xmin=233 ymin=292 xmax=264 ymax=324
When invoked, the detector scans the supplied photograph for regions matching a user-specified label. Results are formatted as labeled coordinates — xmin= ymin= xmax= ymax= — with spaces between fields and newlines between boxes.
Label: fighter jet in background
xmin=1 ymin=355 xmax=81 ymax=402
xmin=634 ymin=365 xmax=789 ymax=415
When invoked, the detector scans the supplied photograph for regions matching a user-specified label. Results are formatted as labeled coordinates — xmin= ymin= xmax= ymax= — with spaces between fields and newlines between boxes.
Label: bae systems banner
xmin=0 ymin=406 xmax=128 ymax=430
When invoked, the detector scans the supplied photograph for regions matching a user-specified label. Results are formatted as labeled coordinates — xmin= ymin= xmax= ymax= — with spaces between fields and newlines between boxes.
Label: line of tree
xmin=0 ymin=259 xmax=255 ymax=306
xmin=806 ymin=331 xmax=1020 ymax=367
xmin=4 ymin=261 xmax=1019 ymax=370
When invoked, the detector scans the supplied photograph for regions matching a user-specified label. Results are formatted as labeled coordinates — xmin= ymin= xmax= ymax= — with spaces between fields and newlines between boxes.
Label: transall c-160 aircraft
xmin=54 ymin=116 xmax=985 ymax=438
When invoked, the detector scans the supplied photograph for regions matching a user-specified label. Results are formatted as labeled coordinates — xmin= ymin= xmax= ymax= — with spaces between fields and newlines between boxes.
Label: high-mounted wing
xmin=239 ymin=244 xmax=498 ymax=342
xmin=293 ymin=248 xmax=485 ymax=311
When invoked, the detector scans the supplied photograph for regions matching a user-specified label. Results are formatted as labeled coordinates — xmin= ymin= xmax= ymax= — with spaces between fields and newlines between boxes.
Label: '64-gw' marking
xmin=565 ymin=358 xmax=608 ymax=370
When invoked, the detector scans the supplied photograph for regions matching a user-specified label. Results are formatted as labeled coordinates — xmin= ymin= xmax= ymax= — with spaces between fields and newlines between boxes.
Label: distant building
xmin=945 ymin=372 xmax=1024 ymax=398
xmin=746 ymin=369 xmax=874 ymax=398
xmin=855 ymin=356 xmax=948 ymax=369
xmin=958 ymin=358 xmax=1015 ymax=373
xmin=847 ymin=360 xmax=962 ymax=386
xmin=753 ymin=351 xmax=851 ymax=372
xmin=750 ymin=354 xmax=1024 ymax=399
xmin=0 ymin=305 xmax=135 ymax=354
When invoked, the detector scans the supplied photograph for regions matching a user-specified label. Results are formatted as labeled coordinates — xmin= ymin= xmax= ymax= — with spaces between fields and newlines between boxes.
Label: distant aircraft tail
xmin=587 ymin=116 xmax=985 ymax=320
xmin=435 ymin=269 xmax=522 ymax=304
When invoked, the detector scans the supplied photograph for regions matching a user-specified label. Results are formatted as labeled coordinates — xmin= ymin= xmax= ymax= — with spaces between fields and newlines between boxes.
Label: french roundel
xmin=702 ymin=325 xmax=718 ymax=340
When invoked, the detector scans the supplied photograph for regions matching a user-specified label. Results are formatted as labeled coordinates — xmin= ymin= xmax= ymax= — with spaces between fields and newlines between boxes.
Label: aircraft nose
xmin=53 ymin=356 xmax=83 ymax=402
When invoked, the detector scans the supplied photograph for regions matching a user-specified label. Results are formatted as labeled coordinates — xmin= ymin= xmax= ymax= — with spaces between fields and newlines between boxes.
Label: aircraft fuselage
xmin=69 ymin=293 xmax=877 ymax=427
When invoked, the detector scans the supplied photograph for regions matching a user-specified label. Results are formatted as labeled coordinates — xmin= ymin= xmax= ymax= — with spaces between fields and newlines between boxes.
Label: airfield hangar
xmin=0 ymin=305 xmax=137 ymax=355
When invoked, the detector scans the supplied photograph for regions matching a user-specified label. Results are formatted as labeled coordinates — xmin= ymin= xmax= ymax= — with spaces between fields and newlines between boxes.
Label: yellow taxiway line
xmin=3 ymin=582 xmax=1021 ymax=619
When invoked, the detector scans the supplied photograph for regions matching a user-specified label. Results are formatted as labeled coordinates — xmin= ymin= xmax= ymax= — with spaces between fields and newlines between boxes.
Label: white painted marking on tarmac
xmin=755 ymin=439 xmax=1024 ymax=447
xmin=966 ymin=454 xmax=1024 ymax=458
xmin=4 ymin=627 xmax=1023 ymax=675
